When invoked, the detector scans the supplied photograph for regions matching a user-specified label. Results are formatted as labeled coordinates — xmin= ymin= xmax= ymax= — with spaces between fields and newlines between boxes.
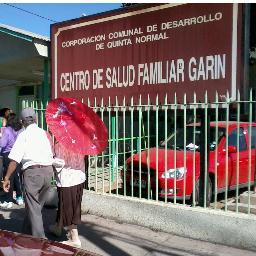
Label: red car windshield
xmin=159 ymin=126 xmax=226 ymax=151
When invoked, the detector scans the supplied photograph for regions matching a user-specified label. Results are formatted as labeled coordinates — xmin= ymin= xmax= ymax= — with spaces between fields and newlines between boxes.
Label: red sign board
xmin=51 ymin=3 xmax=242 ymax=104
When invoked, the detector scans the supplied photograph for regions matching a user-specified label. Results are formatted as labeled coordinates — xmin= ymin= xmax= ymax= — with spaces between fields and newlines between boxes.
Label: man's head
xmin=20 ymin=107 xmax=36 ymax=127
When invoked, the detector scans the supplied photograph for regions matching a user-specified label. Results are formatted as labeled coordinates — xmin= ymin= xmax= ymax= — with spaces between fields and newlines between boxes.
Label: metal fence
xmin=23 ymin=89 xmax=256 ymax=215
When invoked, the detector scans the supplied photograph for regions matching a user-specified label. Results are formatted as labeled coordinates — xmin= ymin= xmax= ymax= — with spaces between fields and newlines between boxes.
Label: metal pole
xmin=199 ymin=109 xmax=210 ymax=207
xmin=43 ymin=58 xmax=49 ymax=100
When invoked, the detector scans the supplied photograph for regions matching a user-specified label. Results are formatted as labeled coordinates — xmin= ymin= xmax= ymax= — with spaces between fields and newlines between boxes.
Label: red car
xmin=0 ymin=229 xmax=98 ymax=256
xmin=125 ymin=122 xmax=256 ymax=204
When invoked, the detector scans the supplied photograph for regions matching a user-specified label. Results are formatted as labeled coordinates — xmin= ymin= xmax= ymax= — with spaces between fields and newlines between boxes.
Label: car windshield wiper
xmin=168 ymin=145 xmax=182 ymax=151
xmin=186 ymin=147 xmax=200 ymax=152
xmin=160 ymin=144 xmax=199 ymax=151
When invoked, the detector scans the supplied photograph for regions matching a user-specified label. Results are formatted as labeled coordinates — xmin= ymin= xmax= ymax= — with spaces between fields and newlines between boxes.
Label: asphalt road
xmin=0 ymin=197 xmax=256 ymax=256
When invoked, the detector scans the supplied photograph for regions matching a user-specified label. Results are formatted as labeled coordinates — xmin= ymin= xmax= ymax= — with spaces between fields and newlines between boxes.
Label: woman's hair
xmin=0 ymin=108 xmax=11 ymax=118
xmin=7 ymin=113 xmax=22 ymax=131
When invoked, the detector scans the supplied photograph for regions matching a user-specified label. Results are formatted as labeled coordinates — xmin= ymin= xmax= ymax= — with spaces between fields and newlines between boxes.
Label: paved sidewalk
xmin=0 ymin=201 xmax=256 ymax=256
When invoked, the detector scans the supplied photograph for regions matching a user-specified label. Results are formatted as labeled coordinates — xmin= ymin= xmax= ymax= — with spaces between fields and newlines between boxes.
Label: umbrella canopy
xmin=45 ymin=97 xmax=108 ymax=156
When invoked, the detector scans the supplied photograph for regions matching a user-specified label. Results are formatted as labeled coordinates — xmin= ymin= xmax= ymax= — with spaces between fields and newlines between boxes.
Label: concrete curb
xmin=82 ymin=191 xmax=256 ymax=251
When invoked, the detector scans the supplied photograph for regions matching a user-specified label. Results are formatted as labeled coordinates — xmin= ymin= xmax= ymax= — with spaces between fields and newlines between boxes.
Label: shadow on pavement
xmin=0 ymin=198 xmax=66 ymax=241
xmin=0 ymin=208 xmax=24 ymax=233
xmin=78 ymin=218 xmax=209 ymax=256
xmin=79 ymin=222 xmax=131 ymax=256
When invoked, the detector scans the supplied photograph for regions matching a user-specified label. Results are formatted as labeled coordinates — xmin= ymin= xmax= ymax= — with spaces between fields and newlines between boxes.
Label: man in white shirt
xmin=2 ymin=107 xmax=54 ymax=238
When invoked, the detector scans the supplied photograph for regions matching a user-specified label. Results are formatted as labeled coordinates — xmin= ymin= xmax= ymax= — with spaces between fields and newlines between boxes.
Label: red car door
xmin=228 ymin=127 xmax=248 ymax=187
xmin=243 ymin=126 xmax=256 ymax=186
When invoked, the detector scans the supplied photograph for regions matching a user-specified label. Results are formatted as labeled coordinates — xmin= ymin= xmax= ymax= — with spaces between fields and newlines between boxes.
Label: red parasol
xmin=45 ymin=97 xmax=108 ymax=156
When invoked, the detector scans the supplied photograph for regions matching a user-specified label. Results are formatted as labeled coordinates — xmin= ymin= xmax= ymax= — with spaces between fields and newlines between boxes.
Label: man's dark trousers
xmin=22 ymin=166 xmax=53 ymax=238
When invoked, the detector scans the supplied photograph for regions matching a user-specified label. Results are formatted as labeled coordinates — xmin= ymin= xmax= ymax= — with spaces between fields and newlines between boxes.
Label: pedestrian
xmin=0 ymin=108 xmax=12 ymax=128
xmin=2 ymin=107 xmax=54 ymax=238
xmin=0 ymin=113 xmax=24 ymax=208
xmin=50 ymin=139 xmax=88 ymax=248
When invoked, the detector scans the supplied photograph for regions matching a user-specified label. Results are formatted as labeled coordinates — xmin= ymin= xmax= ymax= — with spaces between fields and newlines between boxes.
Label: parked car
xmin=0 ymin=229 xmax=98 ymax=256
xmin=124 ymin=122 xmax=256 ymax=204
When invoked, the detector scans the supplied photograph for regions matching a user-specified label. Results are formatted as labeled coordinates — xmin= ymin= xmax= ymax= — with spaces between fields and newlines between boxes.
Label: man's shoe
xmin=16 ymin=196 xmax=24 ymax=205
xmin=49 ymin=224 xmax=63 ymax=237
xmin=61 ymin=239 xmax=81 ymax=248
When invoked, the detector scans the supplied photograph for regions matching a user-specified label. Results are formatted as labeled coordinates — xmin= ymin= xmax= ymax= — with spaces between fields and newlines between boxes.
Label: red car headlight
xmin=161 ymin=167 xmax=187 ymax=179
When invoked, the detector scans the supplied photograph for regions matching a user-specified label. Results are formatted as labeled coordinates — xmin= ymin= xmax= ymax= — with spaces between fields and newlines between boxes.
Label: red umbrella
xmin=45 ymin=97 xmax=108 ymax=156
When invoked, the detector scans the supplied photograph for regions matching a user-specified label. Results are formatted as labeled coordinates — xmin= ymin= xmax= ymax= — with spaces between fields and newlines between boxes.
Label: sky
xmin=0 ymin=3 xmax=121 ymax=37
